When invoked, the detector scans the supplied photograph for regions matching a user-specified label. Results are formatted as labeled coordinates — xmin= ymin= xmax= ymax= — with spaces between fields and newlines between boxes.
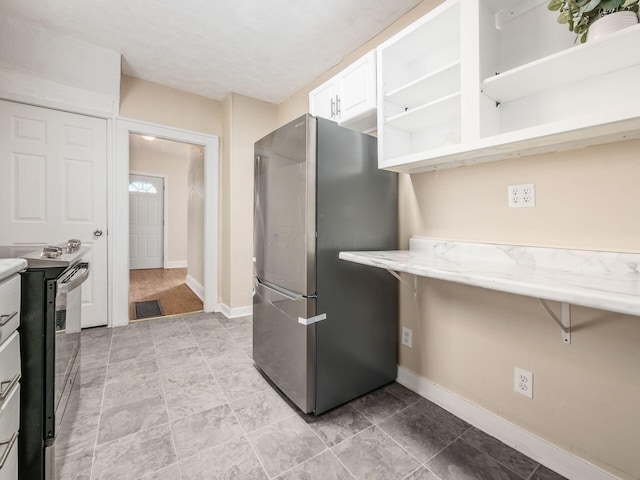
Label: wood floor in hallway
xmin=129 ymin=267 xmax=203 ymax=319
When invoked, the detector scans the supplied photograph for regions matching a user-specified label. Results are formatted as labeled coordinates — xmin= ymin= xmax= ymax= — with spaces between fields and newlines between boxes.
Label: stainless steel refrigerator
xmin=253 ymin=114 xmax=398 ymax=415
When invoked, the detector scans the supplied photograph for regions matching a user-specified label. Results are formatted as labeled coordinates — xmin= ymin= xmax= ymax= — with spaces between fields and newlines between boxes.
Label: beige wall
xmin=129 ymin=145 xmax=189 ymax=265
xmin=120 ymin=75 xmax=222 ymax=302
xmin=275 ymin=1 xmax=640 ymax=478
xmin=220 ymin=93 xmax=278 ymax=310
xmin=220 ymin=95 xmax=232 ymax=306
xmin=399 ymin=141 xmax=640 ymax=479
xmin=187 ymin=146 xmax=205 ymax=285
xmin=120 ymin=75 xmax=222 ymax=136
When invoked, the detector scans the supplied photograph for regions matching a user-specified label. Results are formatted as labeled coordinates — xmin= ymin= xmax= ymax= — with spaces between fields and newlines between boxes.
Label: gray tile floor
xmin=57 ymin=311 xmax=569 ymax=480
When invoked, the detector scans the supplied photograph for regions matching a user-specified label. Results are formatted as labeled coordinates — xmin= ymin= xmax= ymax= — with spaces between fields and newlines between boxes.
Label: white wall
xmin=0 ymin=16 xmax=120 ymax=115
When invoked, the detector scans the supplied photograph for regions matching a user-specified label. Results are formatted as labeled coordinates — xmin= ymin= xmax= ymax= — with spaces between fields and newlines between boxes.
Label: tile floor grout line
xmin=328 ymin=447 xmax=359 ymax=480
xmin=87 ymin=330 xmax=111 ymax=480
xmin=158 ymin=356 xmax=183 ymax=480
xmin=375 ymin=420 xmax=429 ymax=472
xmin=270 ymin=447 xmax=331 ymax=479
xmin=420 ymin=425 xmax=472 ymax=466
xmin=527 ymin=464 xmax=542 ymax=480
xmin=401 ymin=464 xmax=424 ymax=480
xmin=328 ymin=423 xmax=377 ymax=451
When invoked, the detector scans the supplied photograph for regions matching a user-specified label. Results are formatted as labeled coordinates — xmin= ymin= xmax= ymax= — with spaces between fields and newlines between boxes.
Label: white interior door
xmin=129 ymin=174 xmax=164 ymax=270
xmin=0 ymin=100 xmax=108 ymax=327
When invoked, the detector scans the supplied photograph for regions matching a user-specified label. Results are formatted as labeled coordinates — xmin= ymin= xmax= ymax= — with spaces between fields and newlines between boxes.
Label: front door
xmin=129 ymin=174 xmax=164 ymax=270
xmin=0 ymin=100 xmax=108 ymax=327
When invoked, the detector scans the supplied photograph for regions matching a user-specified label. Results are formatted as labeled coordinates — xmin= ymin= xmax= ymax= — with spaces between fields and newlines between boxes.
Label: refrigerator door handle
xmin=256 ymin=277 xmax=303 ymax=301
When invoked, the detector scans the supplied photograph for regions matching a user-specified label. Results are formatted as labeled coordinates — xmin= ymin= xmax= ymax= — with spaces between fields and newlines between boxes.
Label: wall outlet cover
xmin=508 ymin=183 xmax=535 ymax=208
xmin=514 ymin=367 xmax=533 ymax=399
xmin=401 ymin=326 xmax=412 ymax=348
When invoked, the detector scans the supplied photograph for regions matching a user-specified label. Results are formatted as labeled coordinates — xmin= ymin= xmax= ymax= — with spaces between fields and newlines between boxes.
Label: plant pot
xmin=588 ymin=11 xmax=638 ymax=42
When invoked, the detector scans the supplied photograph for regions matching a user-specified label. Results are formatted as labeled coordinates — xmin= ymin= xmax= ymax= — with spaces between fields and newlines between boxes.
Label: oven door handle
xmin=0 ymin=432 xmax=18 ymax=470
xmin=65 ymin=263 xmax=90 ymax=291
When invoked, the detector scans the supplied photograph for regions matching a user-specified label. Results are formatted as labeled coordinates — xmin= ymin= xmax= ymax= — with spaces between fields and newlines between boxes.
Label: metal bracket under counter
xmin=385 ymin=269 xmax=417 ymax=299
xmin=538 ymin=300 xmax=571 ymax=344
xmin=386 ymin=268 xmax=573 ymax=344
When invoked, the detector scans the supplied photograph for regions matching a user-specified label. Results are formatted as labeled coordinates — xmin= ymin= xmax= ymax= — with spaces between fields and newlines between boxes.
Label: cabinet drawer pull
xmin=0 ymin=311 xmax=17 ymax=327
xmin=0 ymin=373 xmax=20 ymax=401
xmin=330 ymin=97 xmax=336 ymax=118
xmin=0 ymin=432 xmax=18 ymax=470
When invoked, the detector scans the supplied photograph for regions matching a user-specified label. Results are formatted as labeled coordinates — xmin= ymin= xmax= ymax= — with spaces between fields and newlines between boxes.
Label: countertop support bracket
xmin=537 ymin=299 xmax=571 ymax=344
xmin=386 ymin=269 xmax=417 ymax=299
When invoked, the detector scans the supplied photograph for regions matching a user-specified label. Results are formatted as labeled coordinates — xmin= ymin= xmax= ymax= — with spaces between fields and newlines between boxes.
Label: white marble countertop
xmin=339 ymin=238 xmax=640 ymax=317
xmin=0 ymin=258 xmax=27 ymax=283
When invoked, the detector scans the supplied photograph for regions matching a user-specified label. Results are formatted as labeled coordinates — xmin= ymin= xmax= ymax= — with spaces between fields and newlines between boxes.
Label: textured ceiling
xmin=0 ymin=0 xmax=422 ymax=103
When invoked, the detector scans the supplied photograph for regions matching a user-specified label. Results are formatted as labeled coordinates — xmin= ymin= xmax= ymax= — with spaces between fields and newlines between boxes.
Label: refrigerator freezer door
xmin=254 ymin=114 xmax=316 ymax=296
xmin=253 ymin=278 xmax=316 ymax=413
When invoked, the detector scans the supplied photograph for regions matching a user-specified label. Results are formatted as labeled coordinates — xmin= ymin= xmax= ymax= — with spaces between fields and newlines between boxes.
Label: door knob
xmin=93 ymin=229 xmax=103 ymax=237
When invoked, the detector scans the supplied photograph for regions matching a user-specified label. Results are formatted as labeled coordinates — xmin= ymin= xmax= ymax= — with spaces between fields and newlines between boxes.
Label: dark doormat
xmin=134 ymin=300 xmax=164 ymax=319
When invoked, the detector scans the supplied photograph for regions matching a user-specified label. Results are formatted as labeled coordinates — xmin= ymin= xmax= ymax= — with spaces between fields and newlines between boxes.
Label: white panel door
xmin=0 ymin=100 xmax=108 ymax=327
xmin=129 ymin=174 xmax=164 ymax=270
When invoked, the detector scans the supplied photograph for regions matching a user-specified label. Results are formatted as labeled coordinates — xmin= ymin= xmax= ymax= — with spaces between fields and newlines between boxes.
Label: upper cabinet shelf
xmin=386 ymin=61 xmax=461 ymax=109
xmin=386 ymin=92 xmax=460 ymax=131
xmin=377 ymin=0 xmax=640 ymax=173
xmin=482 ymin=24 xmax=640 ymax=103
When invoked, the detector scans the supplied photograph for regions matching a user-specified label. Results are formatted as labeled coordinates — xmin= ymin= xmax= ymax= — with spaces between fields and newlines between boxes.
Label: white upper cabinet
xmin=377 ymin=0 xmax=640 ymax=173
xmin=309 ymin=80 xmax=337 ymax=123
xmin=378 ymin=0 xmax=462 ymax=168
xmin=309 ymin=50 xmax=377 ymax=131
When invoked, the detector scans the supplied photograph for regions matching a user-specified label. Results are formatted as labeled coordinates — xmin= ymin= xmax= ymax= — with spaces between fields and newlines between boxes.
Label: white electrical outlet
xmin=401 ymin=327 xmax=412 ymax=348
xmin=508 ymin=183 xmax=536 ymax=208
xmin=514 ymin=367 xmax=533 ymax=399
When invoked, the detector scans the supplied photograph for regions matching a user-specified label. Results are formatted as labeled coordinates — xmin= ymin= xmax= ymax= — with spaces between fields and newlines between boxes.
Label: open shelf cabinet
xmin=378 ymin=0 xmax=462 ymax=163
xmin=377 ymin=0 xmax=640 ymax=173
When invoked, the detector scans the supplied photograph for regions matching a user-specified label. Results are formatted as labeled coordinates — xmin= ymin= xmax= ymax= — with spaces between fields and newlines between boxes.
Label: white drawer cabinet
xmin=0 ymin=382 xmax=19 ymax=480
xmin=0 ymin=332 xmax=20 ymax=412
xmin=0 ymin=275 xmax=20 ymax=345
xmin=0 ymin=269 xmax=20 ymax=480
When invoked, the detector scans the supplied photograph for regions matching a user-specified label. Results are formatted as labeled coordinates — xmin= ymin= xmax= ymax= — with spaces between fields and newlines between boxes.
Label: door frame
xmin=129 ymin=171 xmax=170 ymax=269
xmin=113 ymin=118 xmax=219 ymax=327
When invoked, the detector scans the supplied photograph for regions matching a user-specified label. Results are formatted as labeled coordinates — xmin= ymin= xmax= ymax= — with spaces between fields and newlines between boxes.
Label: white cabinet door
xmin=336 ymin=50 xmax=377 ymax=125
xmin=129 ymin=174 xmax=164 ymax=270
xmin=309 ymin=50 xmax=377 ymax=131
xmin=0 ymin=100 xmax=108 ymax=327
xmin=309 ymin=80 xmax=336 ymax=121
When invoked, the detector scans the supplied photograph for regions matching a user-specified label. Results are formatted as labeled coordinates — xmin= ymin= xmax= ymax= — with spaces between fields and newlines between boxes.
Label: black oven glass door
xmin=53 ymin=262 xmax=88 ymax=427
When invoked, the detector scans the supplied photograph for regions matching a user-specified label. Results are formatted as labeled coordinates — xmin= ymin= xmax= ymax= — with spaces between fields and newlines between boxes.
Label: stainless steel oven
xmin=0 ymin=242 xmax=90 ymax=480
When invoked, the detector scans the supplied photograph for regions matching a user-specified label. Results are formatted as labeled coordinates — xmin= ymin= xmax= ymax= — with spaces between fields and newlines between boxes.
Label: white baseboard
xmin=185 ymin=274 xmax=204 ymax=301
xmin=219 ymin=303 xmax=252 ymax=319
xmin=397 ymin=367 xmax=620 ymax=480
xmin=165 ymin=260 xmax=188 ymax=269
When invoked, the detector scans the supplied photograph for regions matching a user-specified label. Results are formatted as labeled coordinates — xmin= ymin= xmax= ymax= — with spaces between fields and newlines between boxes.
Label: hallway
xmin=129 ymin=268 xmax=203 ymax=319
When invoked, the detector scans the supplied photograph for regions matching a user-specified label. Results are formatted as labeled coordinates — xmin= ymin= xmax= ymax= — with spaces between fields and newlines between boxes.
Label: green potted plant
xmin=548 ymin=0 xmax=639 ymax=43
